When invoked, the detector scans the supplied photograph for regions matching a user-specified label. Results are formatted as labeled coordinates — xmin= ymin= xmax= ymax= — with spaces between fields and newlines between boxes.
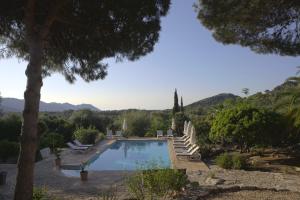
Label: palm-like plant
xmin=277 ymin=72 xmax=300 ymax=115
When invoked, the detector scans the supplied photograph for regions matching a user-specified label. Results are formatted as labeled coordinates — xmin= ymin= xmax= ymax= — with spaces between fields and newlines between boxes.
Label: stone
xmin=205 ymin=177 xmax=225 ymax=186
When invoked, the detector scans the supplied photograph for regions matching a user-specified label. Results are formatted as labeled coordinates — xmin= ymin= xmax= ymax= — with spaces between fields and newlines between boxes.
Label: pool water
xmin=62 ymin=140 xmax=171 ymax=175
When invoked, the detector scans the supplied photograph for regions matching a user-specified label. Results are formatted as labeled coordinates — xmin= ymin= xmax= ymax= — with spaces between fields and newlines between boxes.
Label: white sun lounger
xmin=167 ymin=129 xmax=173 ymax=137
xmin=116 ymin=130 xmax=122 ymax=137
xmin=173 ymin=136 xmax=190 ymax=143
xmin=174 ymin=134 xmax=188 ymax=141
xmin=174 ymin=142 xmax=192 ymax=149
xmin=173 ymin=138 xmax=190 ymax=146
xmin=176 ymin=146 xmax=200 ymax=156
xmin=74 ymin=140 xmax=93 ymax=147
xmin=175 ymin=144 xmax=197 ymax=154
xmin=106 ymin=130 xmax=113 ymax=139
xmin=157 ymin=130 xmax=163 ymax=138
xmin=67 ymin=142 xmax=88 ymax=151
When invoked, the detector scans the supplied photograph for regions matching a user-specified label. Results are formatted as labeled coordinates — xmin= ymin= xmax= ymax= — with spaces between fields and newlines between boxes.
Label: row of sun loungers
xmin=157 ymin=129 xmax=173 ymax=138
xmin=173 ymin=124 xmax=201 ymax=161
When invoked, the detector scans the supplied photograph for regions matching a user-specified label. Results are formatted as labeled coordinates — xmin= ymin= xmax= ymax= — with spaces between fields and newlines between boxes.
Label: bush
xmin=0 ymin=140 xmax=19 ymax=162
xmin=126 ymin=168 xmax=188 ymax=199
xmin=33 ymin=187 xmax=48 ymax=200
xmin=74 ymin=127 xmax=98 ymax=144
xmin=96 ymin=132 xmax=105 ymax=142
xmin=215 ymin=153 xmax=248 ymax=170
xmin=215 ymin=153 xmax=232 ymax=169
xmin=40 ymin=133 xmax=64 ymax=151
xmin=232 ymin=154 xmax=247 ymax=169
xmin=0 ymin=114 xmax=22 ymax=142
xmin=144 ymin=132 xmax=155 ymax=137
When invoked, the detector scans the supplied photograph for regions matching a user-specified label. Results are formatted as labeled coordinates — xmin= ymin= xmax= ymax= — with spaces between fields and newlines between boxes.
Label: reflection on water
xmin=87 ymin=140 xmax=171 ymax=171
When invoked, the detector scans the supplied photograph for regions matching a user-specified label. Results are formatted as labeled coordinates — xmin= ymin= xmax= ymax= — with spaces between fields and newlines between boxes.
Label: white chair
xmin=176 ymin=146 xmax=200 ymax=157
xmin=106 ymin=129 xmax=113 ymax=139
xmin=175 ymin=144 xmax=197 ymax=154
xmin=174 ymin=141 xmax=192 ymax=149
xmin=74 ymin=139 xmax=93 ymax=147
xmin=157 ymin=130 xmax=163 ymax=138
xmin=67 ymin=142 xmax=88 ymax=152
xmin=173 ymin=136 xmax=190 ymax=144
xmin=167 ymin=129 xmax=173 ymax=137
xmin=174 ymin=134 xmax=188 ymax=141
xmin=116 ymin=130 xmax=122 ymax=137
xmin=40 ymin=147 xmax=51 ymax=159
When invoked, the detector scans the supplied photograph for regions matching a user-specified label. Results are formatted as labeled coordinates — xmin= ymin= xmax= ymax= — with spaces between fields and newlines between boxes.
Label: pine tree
xmin=0 ymin=1 xmax=170 ymax=199
xmin=173 ymin=89 xmax=180 ymax=115
xmin=180 ymin=96 xmax=184 ymax=112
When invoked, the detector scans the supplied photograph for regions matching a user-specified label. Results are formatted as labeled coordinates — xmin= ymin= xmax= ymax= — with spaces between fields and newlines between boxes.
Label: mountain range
xmin=1 ymin=98 xmax=100 ymax=112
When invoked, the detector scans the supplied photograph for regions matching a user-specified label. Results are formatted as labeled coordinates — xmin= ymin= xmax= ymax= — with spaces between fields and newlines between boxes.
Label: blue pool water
xmin=62 ymin=140 xmax=171 ymax=175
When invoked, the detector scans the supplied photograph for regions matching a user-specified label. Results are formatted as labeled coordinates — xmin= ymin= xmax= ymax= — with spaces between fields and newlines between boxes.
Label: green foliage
xmin=148 ymin=112 xmax=169 ymax=135
xmin=33 ymin=187 xmax=50 ymax=200
xmin=215 ymin=153 xmax=233 ymax=169
xmin=40 ymin=133 xmax=64 ymax=151
xmin=174 ymin=112 xmax=188 ymax=136
xmin=173 ymin=89 xmax=180 ymax=115
xmin=98 ymin=186 xmax=118 ymax=200
xmin=0 ymin=140 xmax=19 ymax=162
xmin=40 ymin=115 xmax=74 ymax=143
xmin=232 ymin=154 xmax=247 ymax=169
xmin=97 ymin=132 xmax=105 ymax=142
xmin=185 ymin=93 xmax=239 ymax=115
xmin=197 ymin=0 xmax=300 ymax=56
xmin=126 ymin=168 xmax=188 ymax=200
xmin=215 ymin=153 xmax=248 ymax=170
xmin=0 ymin=1 xmax=170 ymax=82
xmin=119 ymin=111 xmax=151 ymax=137
xmin=0 ymin=114 xmax=22 ymax=142
xmin=180 ymin=96 xmax=184 ymax=112
xmin=74 ymin=127 xmax=98 ymax=144
xmin=69 ymin=110 xmax=111 ymax=133
xmin=210 ymin=103 xmax=286 ymax=151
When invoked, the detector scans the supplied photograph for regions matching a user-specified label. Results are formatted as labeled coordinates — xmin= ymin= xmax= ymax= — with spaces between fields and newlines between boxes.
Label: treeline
xmin=188 ymin=79 xmax=300 ymax=157
xmin=0 ymin=109 xmax=174 ymax=162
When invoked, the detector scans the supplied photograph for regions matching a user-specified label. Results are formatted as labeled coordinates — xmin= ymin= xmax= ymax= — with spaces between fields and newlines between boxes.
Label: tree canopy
xmin=209 ymin=104 xmax=285 ymax=151
xmin=0 ymin=1 xmax=170 ymax=199
xmin=196 ymin=0 xmax=300 ymax=56
xmin=0 ymin=0 xmax=170 ymax=82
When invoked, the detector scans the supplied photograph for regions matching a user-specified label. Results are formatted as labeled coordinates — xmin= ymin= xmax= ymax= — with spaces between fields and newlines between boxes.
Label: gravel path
xmin=206 ymin=190 xmax=300 ymax=200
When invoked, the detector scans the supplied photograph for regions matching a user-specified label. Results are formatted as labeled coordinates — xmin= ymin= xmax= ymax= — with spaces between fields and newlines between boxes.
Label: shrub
xmin=215 ymin=153 xmax=248 ymax=170
xmin=74 ymin=127 xmax=98 ymax=144
xmin=97 ymin=186 xmax=118 ymax=200
xmin=33 ymin=187 xmax=48 ymax=200
xmin=126 ymin=168 xmax=188 ymax=199
xmin=97 ymin=132 xmax=105 ymax=142
xmin=215 ymin=153 xmax=233 ymax=169
xmin=40 ymin=133 xmax=64 ymax=151
xmin=144 ymin=132 xmax=155 ymax=137
xmin=232 ymin=154 xmax=247 ymax=169
xmin=0 ymin=140 xmax=19 ymax=162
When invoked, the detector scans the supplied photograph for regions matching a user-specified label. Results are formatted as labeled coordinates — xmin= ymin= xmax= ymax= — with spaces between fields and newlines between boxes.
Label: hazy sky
xmin=0 ymin=0 xmax=299 ymax=110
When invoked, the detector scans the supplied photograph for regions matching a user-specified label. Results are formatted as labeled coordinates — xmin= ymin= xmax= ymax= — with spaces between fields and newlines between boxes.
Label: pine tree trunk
xmin=14 ymin=37 xmax=43 ymax=200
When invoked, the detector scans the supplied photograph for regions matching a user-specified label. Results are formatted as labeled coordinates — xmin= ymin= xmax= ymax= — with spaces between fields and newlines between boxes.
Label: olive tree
xmin=0 ymin=1 xmax=170 ymax=199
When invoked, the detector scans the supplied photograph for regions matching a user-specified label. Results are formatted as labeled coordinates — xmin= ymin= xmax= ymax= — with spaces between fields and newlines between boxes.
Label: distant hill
xmin=1 ymin=98 xmax=100 ymax=112
xmin=185 ymin=93 xmax=240 ymax=112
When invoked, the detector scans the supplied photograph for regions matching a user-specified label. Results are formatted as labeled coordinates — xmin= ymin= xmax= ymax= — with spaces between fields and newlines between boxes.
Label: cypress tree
xmin=173 ymin=89 xmax=180 ymax=115
xmin=180 ymin=96 xmax=184 ymax=112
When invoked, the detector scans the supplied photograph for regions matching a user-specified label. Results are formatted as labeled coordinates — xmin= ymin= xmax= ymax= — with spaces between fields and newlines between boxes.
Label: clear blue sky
xmin=0 ymin=0 xmax=299 ymax=110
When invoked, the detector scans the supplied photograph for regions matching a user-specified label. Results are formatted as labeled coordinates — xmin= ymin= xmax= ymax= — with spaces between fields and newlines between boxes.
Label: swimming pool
xmin=63 ymin=140 xmax=171 ymax=175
